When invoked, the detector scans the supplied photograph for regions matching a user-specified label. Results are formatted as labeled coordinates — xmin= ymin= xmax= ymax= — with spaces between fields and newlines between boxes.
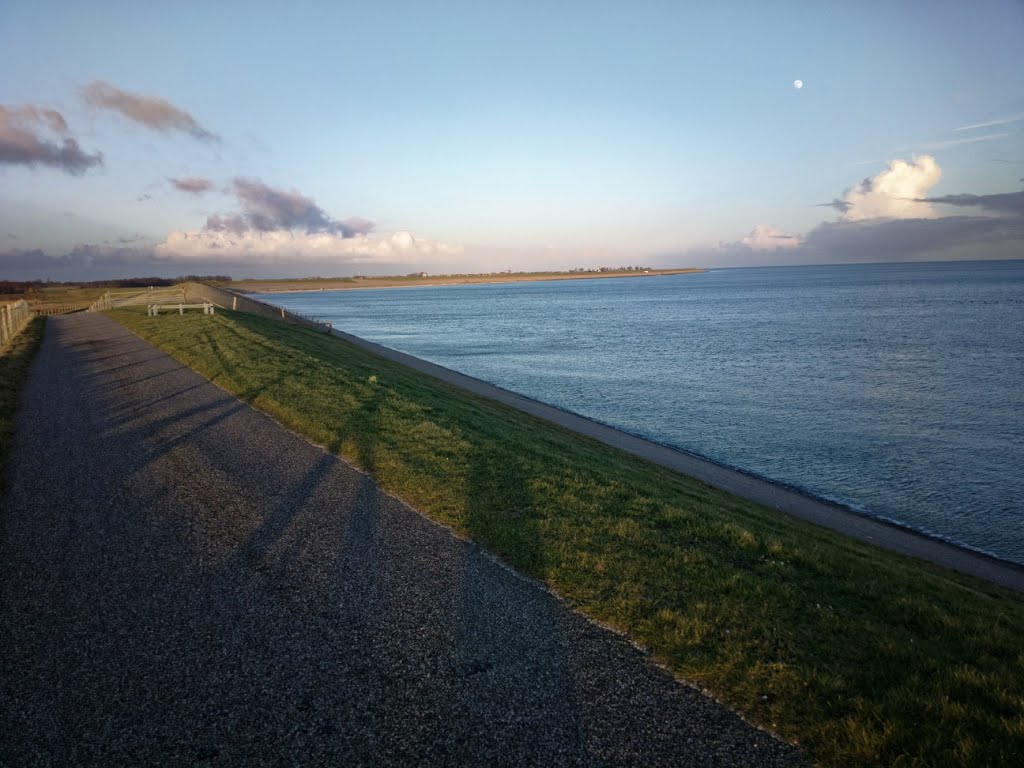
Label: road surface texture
xmin=0 ymin=313 xmax=804 ymax=766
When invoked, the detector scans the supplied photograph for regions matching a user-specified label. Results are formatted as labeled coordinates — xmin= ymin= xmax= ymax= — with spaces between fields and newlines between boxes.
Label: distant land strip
xmin=225 ymin=267 xmax=704 ymax=294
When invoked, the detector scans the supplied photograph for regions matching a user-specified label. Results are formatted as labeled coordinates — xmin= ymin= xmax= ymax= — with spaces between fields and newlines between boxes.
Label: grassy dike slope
xmin=1 ymin=317 xmax=46 ymax=491
xmin=111 ymin=308 xmax=1024 ymax=767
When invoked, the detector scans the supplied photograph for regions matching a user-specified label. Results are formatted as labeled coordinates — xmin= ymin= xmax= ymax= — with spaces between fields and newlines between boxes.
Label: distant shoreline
xmin=228 ymin=268 xmax=704 ymax=294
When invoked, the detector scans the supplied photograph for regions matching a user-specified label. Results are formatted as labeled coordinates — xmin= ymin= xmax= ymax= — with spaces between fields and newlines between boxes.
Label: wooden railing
xmin=79 ymin=285 xmax=331 ymax=336
xmin=87 ymin=293 xmax=112 ymax=312
xmin=87 ymin=288 xmax=194 ymax=312
xmin=31 ymin=303 xmax=90 ymax=316
xmin=147 ymin=303 xmax=216 ymax=316
xmin=0 ymin=300 xmax=31 ymax=348
xmin=112 ymin=287 xmax=187 ymax=307
xmin=183 ymin=283 xmax=334 ymax=335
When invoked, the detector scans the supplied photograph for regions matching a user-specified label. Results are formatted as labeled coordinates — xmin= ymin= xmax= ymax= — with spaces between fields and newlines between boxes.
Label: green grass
xmin=1 ymin=317 xmax=46 ymax=490
xmin=12 ymin=286 xmax=109 ymax=304
xmin=6 ymin=285 xmax=166 ymax=305
xmin=112 ymin=308 xmax=1024 ymax=767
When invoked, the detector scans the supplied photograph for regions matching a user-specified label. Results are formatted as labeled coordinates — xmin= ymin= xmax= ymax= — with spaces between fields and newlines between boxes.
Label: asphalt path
xmin=0 ymin=313 xmax=804 ymax=766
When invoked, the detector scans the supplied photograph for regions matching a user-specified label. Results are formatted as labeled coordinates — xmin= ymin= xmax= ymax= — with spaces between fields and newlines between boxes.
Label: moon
xmin=793 ymin=79 xmax=804 ymax=90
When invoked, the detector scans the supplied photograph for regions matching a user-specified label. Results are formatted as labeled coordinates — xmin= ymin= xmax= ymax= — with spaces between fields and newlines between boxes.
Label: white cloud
xmin=740 ymin=225 xmax=802 ymax=250
xmin=902 ymin=132 xmax=1011 ymax=152
xmin=703 ymin=154 xmax=1018 ymax=267
xmin=839 ymin=155 xmax=942 ymax=221
xmin=154 ymin=228 xmax=463 ymax=263
xmin=954 ymin=112 xmax=1024 ymax=132
xmin=689 ymin=154 xmax=1024 ymax=267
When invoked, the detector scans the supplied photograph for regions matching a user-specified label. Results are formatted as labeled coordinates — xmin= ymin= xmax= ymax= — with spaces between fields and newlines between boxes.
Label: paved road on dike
xmin=0 ymin=313 xmax=804 ymax=766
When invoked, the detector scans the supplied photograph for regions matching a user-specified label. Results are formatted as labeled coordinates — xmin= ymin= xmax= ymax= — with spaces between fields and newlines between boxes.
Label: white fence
xmin=182 ymin=283 xmax=334 ymax=335
xmin=87 ymin=293 xmax=112 ymax=312
xmin=0 ymin=300 xmax=32 ymax=348
xmin=85 ymin=284 xmax=334 ymax=336
xmin=31 ymin=303 xmax=89 ymax=316
xmin=88 ymin=287 xmax=201 ymax=313
xmin=147 ymin=303 xmax=215 ymax=316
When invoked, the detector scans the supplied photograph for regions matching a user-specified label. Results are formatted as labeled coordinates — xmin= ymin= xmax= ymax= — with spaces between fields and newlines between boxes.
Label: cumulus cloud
xmin=0 ymin=104 xmax=103 ymax=174
xmin=694 ymin=214 xmax=1024 ymax=268
xmin=0 ymin=242 xmax=228 ymax=281
xmin=800 ymin=215 xmax=1024 ymax=261
xmin=1 ymin=233 xmax=467 ymax=280
xmin=169 ymin=176 xmax=213 ymax=195
xmin=697 ymin=156 xmax=1024 ymax=266
xmin=228 ymin=178 xmax=374 ymax=236
xmin=148 ymin=178 xmax=460 ymax=265
xmin=915 ymin=190 xmax=1024 ymax=216
xmin=81 ymin=81 xmax=218 ymax=142
xmin=154 ymin=228 xmax=463 ymax=263
xmin=741 ymin=225 xmax=802 ymax=250
xmin=838 ymin=155 xmax=942 ymax=221
xmin=0 ymin=248 xmax=49 ymax=270
xmin=196 ymin=178 xmax=377 ymax=238
xmin=338 ymin=216 xmax=376 ymax=236
xmin=204 ymin=213 xmax=248 ymax=235
xmin=0 ymin=243 xmax=151 ymax=275
xmin=63 ymin=242 xmax=155 ymax=267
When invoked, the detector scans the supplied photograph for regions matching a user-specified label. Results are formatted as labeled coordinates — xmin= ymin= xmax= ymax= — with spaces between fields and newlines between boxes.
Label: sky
xmin=2 ymin=0 xmax=1023 ymax=280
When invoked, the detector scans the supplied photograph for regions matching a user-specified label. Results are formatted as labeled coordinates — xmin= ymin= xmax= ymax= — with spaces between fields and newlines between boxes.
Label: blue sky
xmin=2 ymin=0 xmax=1023 ymax=279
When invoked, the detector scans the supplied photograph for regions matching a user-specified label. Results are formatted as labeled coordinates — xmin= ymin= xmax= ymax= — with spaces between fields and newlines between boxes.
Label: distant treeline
xmin=0 ymin=276 xmax=232 ymax=294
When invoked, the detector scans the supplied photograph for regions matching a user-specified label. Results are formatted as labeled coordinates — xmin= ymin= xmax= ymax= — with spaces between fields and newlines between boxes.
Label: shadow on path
xmin=0 ymin=312 xmax=804 ymax=767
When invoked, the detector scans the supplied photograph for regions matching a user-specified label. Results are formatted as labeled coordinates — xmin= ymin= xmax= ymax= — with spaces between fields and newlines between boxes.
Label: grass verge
xmin=0 ymin=317 xmax=46 ymax=490
xmin=112 ymin=308 xmax=1024 ymax=767
xmin=9 ymin=286 xmax=109 ymax=304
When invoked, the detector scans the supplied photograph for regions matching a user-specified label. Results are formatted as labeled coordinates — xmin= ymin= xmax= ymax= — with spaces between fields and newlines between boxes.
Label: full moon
xmin=794 ymin=79 xmax=804 ymax=89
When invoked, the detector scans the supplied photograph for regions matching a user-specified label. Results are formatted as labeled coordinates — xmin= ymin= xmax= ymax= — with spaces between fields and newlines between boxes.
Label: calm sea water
xmin=268 ymin=261 xmax=1024 ymax=564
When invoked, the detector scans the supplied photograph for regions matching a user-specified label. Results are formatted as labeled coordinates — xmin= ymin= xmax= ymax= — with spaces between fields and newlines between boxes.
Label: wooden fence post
xmin=0 ymin=301 xmax=30 ymax=347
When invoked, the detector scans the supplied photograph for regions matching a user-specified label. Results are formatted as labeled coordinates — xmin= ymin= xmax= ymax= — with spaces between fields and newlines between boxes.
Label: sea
xmin=267 ymin=260 xmax=1024 ymax=565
